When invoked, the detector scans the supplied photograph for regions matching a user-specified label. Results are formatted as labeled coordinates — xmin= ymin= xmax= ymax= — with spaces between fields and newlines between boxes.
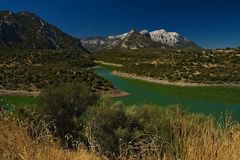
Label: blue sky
xmin=0 ymin=0 xmax=239 ymax=48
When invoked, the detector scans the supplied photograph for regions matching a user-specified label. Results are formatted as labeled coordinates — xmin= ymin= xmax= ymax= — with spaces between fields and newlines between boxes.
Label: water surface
xmin=95 ymin=67 xmax=240 ymax=121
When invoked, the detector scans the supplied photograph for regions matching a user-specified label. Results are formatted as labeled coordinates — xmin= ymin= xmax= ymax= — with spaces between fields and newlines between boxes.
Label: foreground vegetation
xmin=95 ymin=48 xmax=240 ymax=84
xmin=1 ymin=82 xmax=240 ymax=160
xmin=0 ymin=111 xmax=102 ymax=160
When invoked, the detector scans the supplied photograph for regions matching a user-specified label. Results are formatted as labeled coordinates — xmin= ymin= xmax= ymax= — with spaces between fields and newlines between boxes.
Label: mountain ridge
xmin=81 ymin=29 xmax=200 ymax=51
xmin=0 ymin=10 xmax=88 ymax=52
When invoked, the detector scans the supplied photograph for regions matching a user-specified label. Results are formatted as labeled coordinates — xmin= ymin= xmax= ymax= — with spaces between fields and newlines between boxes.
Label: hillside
xmin=0 ymin=11 xmax=116 ymax=95
xmin=0 ymin=49 xmax=114 ymax=93
xmin=0 ymin=11 xmax=88 ymax=51
xmin=95 ymin=48 xmax=240 ymax=84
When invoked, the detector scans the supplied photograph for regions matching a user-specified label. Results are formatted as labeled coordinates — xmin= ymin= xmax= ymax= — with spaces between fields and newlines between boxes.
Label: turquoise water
xmin=95 ymin=67 xmax=240 ymax=121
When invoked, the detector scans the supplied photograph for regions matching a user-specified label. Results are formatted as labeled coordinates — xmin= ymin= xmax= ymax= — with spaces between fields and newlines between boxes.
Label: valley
xmin=1 ymin=9 xmax=240 ymax=160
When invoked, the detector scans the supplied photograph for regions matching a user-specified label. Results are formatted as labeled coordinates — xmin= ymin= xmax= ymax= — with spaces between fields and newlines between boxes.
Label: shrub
xmin=85 ymin=100 xmax=128 ymax=157
xmin=39 ymin=82 xmax=98 ymax=146
xmin=85 ymin=100 xmax=184 ymax=159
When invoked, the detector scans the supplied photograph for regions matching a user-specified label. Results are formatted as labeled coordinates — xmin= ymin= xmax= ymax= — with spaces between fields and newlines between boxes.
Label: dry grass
xmin=175 ymin=116 xmax=240 ymax=160
xmin=0 ymin=112 xmax=102 ymax=160
xmin=1 ymin=110 xmax=240 ymax=160
xmin=118 ymin=115 xmax=240 ymax=160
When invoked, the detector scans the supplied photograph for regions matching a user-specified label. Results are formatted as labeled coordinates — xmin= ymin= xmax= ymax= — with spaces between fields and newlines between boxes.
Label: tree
xmin=39 ymin=82 xmax=98 ymax=146
xmin=86 ymin=100 xmax=129 ymax=157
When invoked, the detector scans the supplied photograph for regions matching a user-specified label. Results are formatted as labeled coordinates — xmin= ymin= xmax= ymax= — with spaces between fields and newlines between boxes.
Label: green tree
xmin=39 ymin=82 xmax=98 ymax=146
xmin=86 ymin=100 xmax=129 ymax=157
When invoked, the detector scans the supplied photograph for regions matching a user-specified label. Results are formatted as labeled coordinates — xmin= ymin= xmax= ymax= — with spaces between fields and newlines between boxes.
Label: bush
xmin=39 ymin=82 xmax=98 ymax=146
xmin=85 ymin=100 xmax=185 ymax=158
xmin=85 ymin=101 xmax=240 ymax=159
xmin=86 ymin=100 xmax=129 ymax=157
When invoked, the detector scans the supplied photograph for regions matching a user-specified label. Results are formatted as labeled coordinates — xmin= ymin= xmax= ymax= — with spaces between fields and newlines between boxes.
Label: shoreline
xmin=112 ymin=71 xmax=240 ymax=87
xmin=100 ymin=90 xmax=129 ymax=98
xmin=94 ymin=60 xmax=123 ymax=67
xmin=0 ymin=89 xmax=41 ymax=97
xmin=0 ymin=89 xmax=129 ymax=98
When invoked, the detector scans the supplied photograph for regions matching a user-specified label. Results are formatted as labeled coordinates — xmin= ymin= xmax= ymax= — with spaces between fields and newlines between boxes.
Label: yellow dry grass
xmin=0 ymin=112 xmax=102 ymax=160
xmin=1 ymin=111 xmax=240 ymax=160
xmin=177 ymin=116 xmax=240 ymax=160
xmin=119 ymin=115 xmax=240 ymax=160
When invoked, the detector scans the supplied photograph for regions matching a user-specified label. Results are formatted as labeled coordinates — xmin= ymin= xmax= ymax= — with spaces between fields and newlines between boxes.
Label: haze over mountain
xmin=81 ymin=29 xmax=199 ymax=51
xmin=0 ymin=11 xmax=88 ymax=52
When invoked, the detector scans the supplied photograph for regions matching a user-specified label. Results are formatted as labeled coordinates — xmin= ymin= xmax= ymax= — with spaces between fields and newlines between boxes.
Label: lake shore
xmin=0 ymin=89 xmax=41 ymax=97
xmin=112 ymin=71 xmax=240 ymax=87
xmin=0 ymin=89 xmax=129 ymax=98
xmin=94 ymin=60 xmax=123 ymax=67
xmin=100 ymin=90 xmax=129 ymax=98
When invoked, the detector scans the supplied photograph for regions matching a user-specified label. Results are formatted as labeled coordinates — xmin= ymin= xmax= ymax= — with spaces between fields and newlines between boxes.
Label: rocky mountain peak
xmin=82 ymin=29 xmax=199 ymax=51
xmin=0 ymin=11 xmax=88 ymax=52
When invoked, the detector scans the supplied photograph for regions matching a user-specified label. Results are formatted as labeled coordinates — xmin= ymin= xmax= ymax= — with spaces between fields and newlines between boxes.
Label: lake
xmin=95 ymin=67 xmax=240 ymax=121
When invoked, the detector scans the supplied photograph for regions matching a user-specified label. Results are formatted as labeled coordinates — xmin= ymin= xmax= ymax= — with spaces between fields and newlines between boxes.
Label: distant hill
xmin=81 ymin=29 xmax=199 ymax=51
xmin=0 ymin=11 xmax=88 ymax=52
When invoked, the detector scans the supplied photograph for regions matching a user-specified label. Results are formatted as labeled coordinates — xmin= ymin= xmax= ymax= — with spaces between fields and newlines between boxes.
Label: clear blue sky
xmin=0 ymin=0 xmax=239 ymax=48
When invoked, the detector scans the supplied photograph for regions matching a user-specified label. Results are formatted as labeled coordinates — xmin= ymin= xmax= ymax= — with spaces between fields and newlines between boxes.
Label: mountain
xmin=149 ymin=29 xmax=197 ymax=48
xmin=81 ymin=29 xmax=199 ymax=51
xmin=118 ymin=29 xmax=161 ymax=49
xmin=81 ymin=36 xmax=121 ymax=52
xmin=0 ymin=11 xmax=88 ymax=51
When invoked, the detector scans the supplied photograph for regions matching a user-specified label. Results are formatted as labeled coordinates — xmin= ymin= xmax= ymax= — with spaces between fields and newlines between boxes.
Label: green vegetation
xmin=1 ymin=82 xmax=240 ymax=160
xmin=95 ymin=48 xmax=240 ymax=84
xmin=0 ymin=49 xmax=114 ymax=92
xmin=39 ymin=82 xmax=98 ymax=145
xmin=87 ymin=101 xmax=182 ymax=158
xmin=0 ymin=96 xmax=38 ymax=107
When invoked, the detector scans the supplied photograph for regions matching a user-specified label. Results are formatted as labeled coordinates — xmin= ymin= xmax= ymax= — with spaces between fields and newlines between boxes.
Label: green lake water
xmin=95 ymin=67 xmax=240 ymax=121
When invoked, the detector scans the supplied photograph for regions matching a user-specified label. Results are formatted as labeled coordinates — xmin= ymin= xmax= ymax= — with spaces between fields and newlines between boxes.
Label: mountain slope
xmin=81 ymin=36 xmax=121 ymax=51
xmin=0 ymin=11 xmax=87 ymax=51
xmin=149 ymin=29 xmax=198 ymax=48
xmin=82 ymin=29 xmax=199 ymax=51
xmin=119 ymin=30 xmax=160 ymax=49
